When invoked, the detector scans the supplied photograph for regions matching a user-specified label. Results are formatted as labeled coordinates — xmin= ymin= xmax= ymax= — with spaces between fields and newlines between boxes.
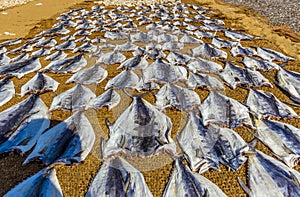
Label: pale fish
xmin=96 ymin=50 xmax=126 ymax=65
xmin=230 ymin=45 xmax=257 ymax=57
xmin=186 ymin=72 xmax=225 ymax=90
xmin=105 ymin=70 xmax=139 ymax=90
xmin=45 ymin=50 xmax=67 ymax=61
xmin=243 ymin=56 xmax=279 ymax=71
xmin=0 ymin=53 xmax=10 ymax=65
xmin=224 ymin=30 xmax=255 ymax=41
xmin=256 ymin=47 xmax=295 ymax=62
xmin=117 ymin=55 xmax=148 ymax=70
xmin=0 ymin=77 xmax=15 ymax=107
xmin=166 ymin=52 xmax=191 ymax=66
xmin=192 ymin=43 xmax=227 ymax=59
xmin=187 ymin=57 xmax=223 ymax=73
xmin=86 ymin=89 xmax=121 ymax=110
xmin=211 ymin=37 xmax=238 ymax=49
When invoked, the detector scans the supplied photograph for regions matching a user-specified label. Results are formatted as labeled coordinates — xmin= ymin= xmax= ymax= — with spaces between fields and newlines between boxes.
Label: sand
xmin=0 ymin=0 xmax=300 ymax=196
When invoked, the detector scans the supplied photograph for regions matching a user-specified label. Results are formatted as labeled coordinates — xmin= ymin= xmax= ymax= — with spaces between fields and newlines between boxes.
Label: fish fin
xmin=237 ymin=178 xmax=252 ymax=196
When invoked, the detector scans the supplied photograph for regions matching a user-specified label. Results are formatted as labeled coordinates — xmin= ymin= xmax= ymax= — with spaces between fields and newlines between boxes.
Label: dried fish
xmin=4 ymin=168 xmax=63 ymax=197
xmin=41 ymin=25 xmax=70 ymax=36
xmin=34 ymin=38 xmax=57 ymax=48
xmin=103 ymin=96 xmax=175 ymax=158
xmin=200 ymin=91 xmax=253 ymax=128
xmin=116 ymin=41 xmax=138 ymax=52
xmin=243 ymin=56 xmax=279 ymax=71
xmin=155 ymin=83 xmax=201 ymax=110
xmin=162 ymin=41 xmax=184 ymax=52
xmin=187 ymin=57 xmax=223 ymax=73
xmin=187 ymin=72 xmax=225 ymax=90
xmin=157 ymin=33 xmax=178 ymax=43
xmin=0 ymin=38 xmax=22 ymax=46
xmin=245 ymin=89 xmax=298 ymax=119
xmin=7 ymin=43 xmax=33 ymax=54
xmin=130 ymin=31 xmax=152 ymax=43
xmin=24 ymin=111 xmax=95 ymax=165
xmin=97 ymin=50 xmax=126 ymax=65
xmin=54 ymin=40 xmax=76 ymax=50
xmin=73 ymin=29 xmax=91 ymax=36
xmin=179 ymin=34 xmax=202 ymax=44
xmin=0 ymin=53 xmax=10 ymax=65
xmin=104 ymin=31 xmax=128 ymax=40
xmin=192 ymin=43 xmax=227 ymax=59
xmin=45 ymin=50 xmax=67 ymax=61
xmin=0 ymin=77 xmax=15 ymax=107
xmin=86 ymin=89 xmax=120 ymax=110
xmin=66 ymin=64 xmax=108 ymax=85
xmin=10 ymin=52 xmax=29 ymax=63
xmin=211 ymin=37 xmax=238 ymax=49
xmin=105 ymin=70 xmax=139 ymax=90
xmin=118 ymin=55 xmax=148 ymax=70
xmin=230 ymin=45 xmax=257 ymax=57
xmin=31 ymin=48 xmax=51 ymax=57
xmin=86 ymin=156 xmax=153 ymax=197
xmin=257 ymin=47 xmax=295 ymax=62
xmin=224 ymin=30 xmax=254 ymax=41
xmin=194 ymin=30 xmax=215 ymax=39
xmin=73 ymin=42 xmax=98 ymax=53
xmin=166 ymin=52 xmax=191 ymax=65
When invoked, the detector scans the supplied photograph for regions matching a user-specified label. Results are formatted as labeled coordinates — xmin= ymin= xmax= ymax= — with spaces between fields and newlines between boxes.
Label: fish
xmin=179 ymin=34 xmax=202 ymax=44
xmin=0 ymin=46 xmax=7 ymax=53
xmin=219 ymin=62 xmax=272 ymax=89
xmin=116 ymin=41 xmax=138 ymax=52
xmin=157 ymin=33 xmax=178 ymax=43
xmin=256 ymin=47 xmax=295 ymax=62
xmin=10 ymin=52 xmax=29 ymax=63
xmin=230 ymin=45 xmax=257 ymax=57
xmin=186 ymin=72 xmax=225 ymax=90
xmin=85 ymin=156 xmax=153 ymax=197
xmin=73 ymin=42 xmax=98 ymax=53
xmin=117 ymin=55 xmax=148 ymax=70
xmin=161 ymin=41 xmax=184 ymax=52
xmin=23 ymin=111 xmax=95 ymax=165
xmin=74 ymin=36 xmax=91 ymax=43
xmin=224 ymin=30 xmax=255 ymax=41
xmin=50 ymin=84 xmax=96 ymax=111
xmin=104 ymin=31 xmax=128 ymax=40
xmin=4 ymin=167 xmax=63 ymax=197
xmin=102 ymin=96 xmax=175 ymax=158
xmin=245 ymin=89 xmax=298 ymax=119
xmin=34 ymin=37 xmax=57 ymax=48
xmin=86 ymin=89 xmax=121 ymax=110
xmin=7 ymin=43 xmax=33 ymax=54
xmin=193 ymin=30 xmax=215 ymax=39
xmin=130 ymin=31 xmax=152 ymax=43
xmin=155 ymin=83 xmax=201 ymax=111
xmin=31 ymin=48 xmax=51 ymax=57
xmin=105 ymin=70 xmax=139 ymax=90
xmin=243 ymin=56 xmax=280 ymax=71
xmin=54 ymin=40 xmax=76 ymax=50
xmin=163 ymin=158 xmax=227 ymax=197
xmin=276 ymin=68 xmax=300 ymax=103
xmin=146 ymin=48 xmax=166 ymax=59
xmin=0 ymin=53 xmax=10 ymax=65
xmin=60 ymin=34 xmax=75 ymax=41
xmin=255 ymin=119 xmax=300 ymax=168
xmin=0 ymin=95 xmax=50 ymax=155
xmin=211 ymin=37 xmax=238 ymax=48
xmin=143 ymin=58 xmax=187 ymax=84
xmin=66 ymin=64 xmax=108 ymax=85
xmin=200 ymin=91 xmax=253 ymax=128
xmin=187 ymin=57 xmax=223 ymax=73
xmin=96 ymin=50 xmax=126 ymax=65
xmin=238 ymin=150 xmax=300 ymax=197
xmin=192 ymin=43 xmax=227 ymax=59
xmin=0 ymin=77 xmax=15 ymax=107
xmin=75 ymin=23 xmax=95 ymax=30
xmin=0 ymin=38 xmax=22 ymax=46
xmin=20 ymin=72 xmax=59 ymax=97
xmin=45 ymin=50 xmax=67 ymax=61
xmin=166 ymin=52 xmax=191 ymax=66
xmin=73 ymin=29 xmax=91 ymax=36
xmin=0 ymin=57 xmax=41 ymax=79
xmin=40 ymin=25 xmax=70 ymax=36
xmin=43 ymin=53 xmax=87 ymax=74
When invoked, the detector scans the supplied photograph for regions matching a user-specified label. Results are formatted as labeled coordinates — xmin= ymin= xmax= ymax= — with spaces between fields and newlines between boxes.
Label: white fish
xmin=256 ymin=47 xmax=295 ymax=62
xmin=73 ymin=42 xmax=98 ymax=53
xmin=179 ymin=34 xmax=202 ymax=44
xmin=187 ymin=57 xmax=223 ymax=73
xmin=116 ymin=41 xmax=138 ymax=52
xmin=104 ymin=31 xmax=128 ymax=40
xmin=117 ymin=55 xmax=148 ymax=70
xmin=230 ymin=45 xmax=257 ymax=57
xmin=224 ymin=30 xmax=254 ymax=41
xmin=157 ymin=33 xmax=178 ymax=43
xmin=10 ymin=53 xmax=29 ymax=63
xmin=194 ymin=30 xmax=215 ymax=39
xmin=211 ymin=37 xmax=238 ymax=48
xmin=187 ymin=72 xmax=225 ymax=90
xmin=0 ymin=77 xmax=15 ymax=107
xmin=166 ymin=52 xmax=191 ymax=65
xmin=0 ymin=38 xmax=22 ymax=46
xmin=130 ymin=31 xmax=152 ymax=43
xmin=73 ymin=29 xmax=91 ymax=36
xmin=243 ymin=56 xmax=279 ymax=71
xmin=34 ymin=37 xmax=57 ymax=48
xmin=192 ymin=43 xmax=227 ymax=59
xmin=24 ymin=111 xmax=95 ymax=165
xmin=161 ymin=41 xmax=184 ymax=52
xmin=86 ymin=89 xmax=120 ymax=110
xmin=97 ymin=50 xmax=126 ymax=65
xmin=45 ymin=50 xmax=67 ymax=61
xmin=50 ymin=84 xmax=96 ymax=111
xmin=0 ymin=53 xmax=10 ymax=65
xmin=31 ymin=48 xmax=51 ymax=57
xmin=54 ymin=40 xmax=76 ymax=50
xmin=105 ymin=70 xmax=139 ymax=90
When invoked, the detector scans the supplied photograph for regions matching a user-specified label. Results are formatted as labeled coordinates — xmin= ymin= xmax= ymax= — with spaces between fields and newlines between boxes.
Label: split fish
xmin=117 ymin=55 xmax=148 ymax=70
xmin=257 ymin=47 xmax=295 ymax=62
xmin=187 ymin=57 xmax=223 ymax=73
xmin=97 ymin=50 xmax=126 ymax=65
xmin=86 ymin=89 xmax=121 ymax=110
xmin=0 ymin=77 xmax=15 ymax=107
xmin=192 ymin=43 xmax=227 ymax=59
xmin=105 ymin=70 xmax=139 ymax=90
xmin=186 ymin=72 xmax=225 ymax=90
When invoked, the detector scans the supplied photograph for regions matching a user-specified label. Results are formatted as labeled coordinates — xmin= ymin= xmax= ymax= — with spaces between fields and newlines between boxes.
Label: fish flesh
xmin=20 ymin=72 xmax=59 ymax=97
xmin=192 ymin=43 xmax=227 ymax=59
xmin=243 ymin=56 xmax=279 ymax=71
xmin=86 ymin=89 xmax=120 ymax=110
xmin=200 ymin=91 xmax=253 ymax=128
xmin=256 ymin=47 xmax=295 ymax=62
xmin=186 ymin=72 xmax=225 ymax=90
xmin=86 ymin=156 xmax=153 ymax=197
xmin=187 ymin=57 xmax=223 ymax=73
xmin=155 ymin=83 xmax=201 ymax=111
xmin=97 ymin=50 xmax=126 ymax=65
xmin=163 ymin=158 xmax=227 ymax=197
xmin=105 ymin=70 xmax=139 ymax=90
xmin=0 ymin=94 xmax=50 ymax=155
xmin=24 ymin=111 xmax=95 ymax=165
xmin=66 ymin=64 xmax=108 ymax=85
xmin=103 ymin=96 xmax=175 ymax=158
xmin=4 ymin=167 xmax=63 ymax=197
xmin=117 ymin=55 xmax=148 ymax=70
xmin=0 ymin=77 xmax=15 ymax=107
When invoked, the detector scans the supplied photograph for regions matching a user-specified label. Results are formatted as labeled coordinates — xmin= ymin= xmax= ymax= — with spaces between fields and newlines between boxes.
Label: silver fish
xmin=74 ymin=36 xmax=91 ymax=43
xmin=97 ymin=50 xmax=126 ymax=65
xmin=73 ymin=42 xmax=97 ymax=53
xmin=43 ymin=53 xmax=87 ymax=74
xmin=20 ymin=72 xmax=59 ymax=97
xmin=155 ymin=83 xmax=201 ymax=110
xmin=211 ymin=37 xmax=238 ymax=49
xmin=187 ymin=72 xmax=225 ymax=90
xmin=4 ymin=168 xmax=63 ymax=197
xmin=31 ymin=48 xmax=51 ymax=57
xmin=24 ymin=111 xmax=95 ymax=165
xmin=257 ymin=47 xmax=295 ymax=62
xmin=104 ymin=31 xmax=128 ymax=40
xmin=66 ymin=64 xmax=108 ymax=85
xmin=50 ymin=84 xmax=95 ymax=111
xmin=157 ymin=33 xmax=178 ymax=43
xmin=40 ymin=25 xmax=70 ymax=36
xmin=116 ymin=41 xmax=138 ymax=52
xmin=161 ymin=41 xmax=184 ymax=52
xmin=105 ymin=70 xmax=139 ymax=90
xmin=7 ymin=43 xmax=33 ymax=54
xmin=163 ymin=158 xmax=227 ymax=197
xmin=75 ymin=23 xmax=95 ymax=30
xmin=130 ymin=31 xmax=152 ymax=43
xmin=10 ymin=52 xmax=29 ymax=63
xmin=34 ymin=37 xmax=57 ymax=48
xmin=45 ymin=50 xmax=67 ymax=61
xmin=0 ymin=46 xmax=7 ymax=53
xmin=103 ymin=96 xmax=175 ymax=158
xmin=0 ymin=57 xmax=41 ymax=79
xmin=86 ymin=89 xmax=120 ymax=110
xmin=86 ymin=156 xmax=153 ymax=197
xmin=0 ymin=53 xmax=10 ymax=65
xmin=117 ymin=55 xmax=148 ymax=70
xmin=0 ymin=38 xmax=22 ymax=46
xmin=245 ymin=89 xmax=298 ymax=119
xmin=178 ymin=34 xmax=199 ymax=44
xmin=166 ymin=52 xmax=191 ymax=66
xmin=192 ymin=43 xmax=227 ymax=59
xmin=200 ymin=91 xmax=253 ymax=128
xmin=187 ymin=57 xmax=223 ymax=73
xmin=73 ymin=29 xmax=91 ymax=36
xmin=220 ymin=62 xmax=272 ymax=89
xmin=0 ymin=77 xmax=15 ymax=107
xmin=243 ymin=56 xmax=279 ymax=71
xmin=224 ymin=30 xmax=254 ymax=41
xmin=230 ymin=45 xmax=257 ymax=57
xmin=0 ymin=95 xmax=50 ymax=154
xmin=193 ymin=30 xmax=215 ymax=39
xmin=53 ymin=40 xmax=76 ymax=50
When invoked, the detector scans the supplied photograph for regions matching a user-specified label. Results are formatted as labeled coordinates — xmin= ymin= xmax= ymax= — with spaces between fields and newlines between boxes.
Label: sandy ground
xmin=0 ymin=0 xmax=300 ymax=196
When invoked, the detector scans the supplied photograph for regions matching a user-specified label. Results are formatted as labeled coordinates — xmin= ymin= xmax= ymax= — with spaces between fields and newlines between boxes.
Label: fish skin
xmin=0 ymin=77 xmax=15 ymax=107
xmin=255 ymin=119 xmax=300 ymax=168
xmin=103 ymin=96 xmax=175 ymax=158
xmin=85 ymin=156 xmax=153 ymax=197
xmin=187 ymin=57 xmax=223 ymax=74
xmin=186 ymin=72 xmax=225 ymax=90
xmin=257 ymin=47 xmax=295 ymax=62
xmin=163 ymin=158 xmax=227 ymax=197
xmin=245 ymin=89 xmax=298 ymax=119
xmin=0 ymin=57 xmax=41 ymax=79
xmin=224 ymin=30 xmax=255 ymax=41
xmin=4 ymin=167 xmax=63 ymax=197
xmin=0 ymin=95 xmax=50 ymax=155
xmin=66 ymin=64 xmax=108 ymax=85
xmin=20 ymin=72 xmax=59 ymax=97
xmin=192 ymin=43 xmax=227 ymax=59
xmin=117 ymin=55 xmax=148 ymax=70
xmin=24 ymin=111 xmax=95 ymax=165
xmin=105 ymin=70 xmax=139 ymax=90
xmin=97 ymin=50 xmax=126 ymax=65
xmin=50 ymin=84 xmax=96 ymax=111
xmin=243 ymin=56 xmax=280 ymax=71
xmin=86 ymin=89 xmax=121 ymax=110
xmin=200 ymin=91 xmax=253 ymax=128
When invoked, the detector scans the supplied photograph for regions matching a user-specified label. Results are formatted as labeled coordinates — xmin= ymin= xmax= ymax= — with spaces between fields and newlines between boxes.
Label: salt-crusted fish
xmin=255 ymin=119 xmax=300 ymax=168
xmin=179 ymin=34 xmax=202 ymax=44
xmin=97 ymin=50 xmax=126 ymax=65
xmin=43 ymin=53 xmax=87 ymax=74
xmin=105 ymin=70 xmax=139 ymax=90
xmin=24 ymin=111 xmax=95 ymax=165
xmin=230 ymin=45 xmax=257 ymax=57
xmin=54 ymin=40 xmax=76 ymax=50
xmin=163 ymin=158 xmax=227 ymax=197
xmin=86 ymin=156 xmax=153 ymax=197
xmin=211 ymin=37 xmax=238 ymax=49
xmin=224 ymin=30 xmax=254 ymax=41
xmin=0 ymin=94 xmax=50 ymax=154
xmin=45 ymin=50 xmax=67 ymax=61
xmin=117 ymin=55 xmax=148 ymax=70
xmin=20 ymin=72 xmax=59 ymax=97
xmin=104 ymin=31 xmax=128 ymax=40
xmin=0 ymin=77 xmax=15 ymax=107
xmin=220 ymin=62 xmax=272 ymax=89
xmin=276 ymin=68 xmax=300 ymax=103
xmin=10 ymin=52 xmax=29 ymax=63
xmin=187 ymin=57 xmax=223 ymax=73
xmin=166 ymin=52 xmax=191 ymax=66
xmin=116 ymin=41 xmax=138 ymax=52
xmin=130 ymin=31 xmax=152 ymax=43
xmin=192 ymin=43 xmax=227 ymax=59
xmin=245 ymin=89 xmax=298 ymax=119
xmin=187 ymin=72 xmax=225 ymax=90
xmin=0 ymin=57 xmax=41 ymax=79
xmin=162 ymin=41 xmax=184 ymax=52
xmin=143 ymin=59 xmax=187 ymax=84
xmin=31 ymin=48 xmax=51 ymax=57
xmin=155 ymin=83 xmax=201 ymax=110
xmin=0 ymin=53 xmax=10 ymax=65
xmin=66 ymin=64 xmax=108 ymax=85
xmin=200 ymin=91 xmax=253 ymax=128
xmin=256 ymin=47 xmax=295 ymax=62
xmin=238 ymin=150 xmax=300 ymax=197
xmin=86 ymin=89 xmax=120 ymax=110
xmin=243 ymin=56 xmax=279 ymax=71
xmin=103 ymin=96 xmax=175 ymax=158
xmin=34 ymin=38 xmax=57 ymax=48
xmin=4 ymin=168 xmax=63 ymax=197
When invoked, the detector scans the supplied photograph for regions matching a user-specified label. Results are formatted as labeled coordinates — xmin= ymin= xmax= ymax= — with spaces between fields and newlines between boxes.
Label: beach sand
xmin=0 ymin=0 xmax=299 ymax=196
